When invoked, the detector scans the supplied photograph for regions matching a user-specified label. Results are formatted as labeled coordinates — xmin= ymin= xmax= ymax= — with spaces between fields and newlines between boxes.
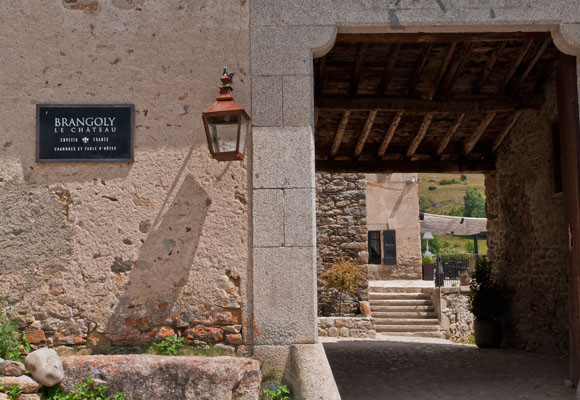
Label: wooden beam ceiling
xmin=315 ymin=94 xmax=543 ymax=113
xmin=463 ymin=112 xmax=496 ymax=156
xmin=406 ymin=113 xmax=434 ymax=158
xmin=377 ymin=111 xmax=403 ymax=157
xmin=330 ymin=111 xmax=351 ymax=157
xmin=316 ymin=159 xmax=496 ymax=173
xmin=435 ymin=113 xmax=465 ymax=158
xmin=354 ymin=110 xmax=378 ymax=158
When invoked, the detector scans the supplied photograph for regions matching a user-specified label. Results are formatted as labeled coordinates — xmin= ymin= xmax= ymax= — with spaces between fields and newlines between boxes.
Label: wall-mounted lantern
xmin=202 ymin=68 xmax=250 ymax=161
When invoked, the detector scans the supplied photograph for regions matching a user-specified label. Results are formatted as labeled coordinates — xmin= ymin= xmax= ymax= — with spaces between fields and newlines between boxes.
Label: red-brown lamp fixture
xmin=202 ymin=68 xmax=250 ymax=161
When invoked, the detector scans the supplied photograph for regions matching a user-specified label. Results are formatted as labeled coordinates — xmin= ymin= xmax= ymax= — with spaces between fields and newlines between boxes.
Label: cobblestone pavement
xmin=323 ymin=336 xmax=575 ymax=400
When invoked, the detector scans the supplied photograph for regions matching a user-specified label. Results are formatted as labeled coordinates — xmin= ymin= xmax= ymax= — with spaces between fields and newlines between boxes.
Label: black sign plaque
xmin=37 ymin=104 xmax=134 ymax=162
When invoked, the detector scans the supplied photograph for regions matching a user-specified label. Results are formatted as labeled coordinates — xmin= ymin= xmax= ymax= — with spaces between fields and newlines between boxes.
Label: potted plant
xmin=468 ymin=256 xmax=505 ymax=348
xmin=459 ymin=272 xmax=471 ymax=286
xmin=422 ymin=256 xmax=434 ymax=281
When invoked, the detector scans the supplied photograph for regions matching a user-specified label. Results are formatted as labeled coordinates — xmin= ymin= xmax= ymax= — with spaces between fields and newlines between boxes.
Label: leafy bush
xmin=0 ymin=310 xmax=28 ymax=362
xmin=439 ymin=179 xmax=459 ymax=185
xmin=460 ymin=174 xmax=467 ymax=181
xmin=2 ymin=384 xmax=22 ymax=400
xmin=446 ymin=206 xmax=464 ymax=217
xmin=263 ymin=385 xmax=292 ymax=400
xmin=326 ymin=259 xmax=364 ymax=316
xmin=148 ymin=335 xmax=185 ymax=356
xmin=422 ymin=256 xmax=433 ymax=264
xmin=465 ymin=240 xmax=475 ymax=253
xmin=464 ymin=187 xmax=486 ymax=218
xmin=468 ymin=256 xmax=505 ymax=321
xmin=42 ymin=377 xmax=127 ymax=400
xmin=428 ymin=186 xmax=437 ymax=191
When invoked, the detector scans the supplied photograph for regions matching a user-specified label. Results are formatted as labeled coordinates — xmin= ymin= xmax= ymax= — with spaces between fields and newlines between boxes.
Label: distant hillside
xmin=418 ymin=173 xmax=486 ymax=216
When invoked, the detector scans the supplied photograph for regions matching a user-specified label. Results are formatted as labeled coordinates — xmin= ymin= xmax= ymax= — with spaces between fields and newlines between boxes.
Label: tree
xmin=464 ymin=187 xmax=486 ymax=218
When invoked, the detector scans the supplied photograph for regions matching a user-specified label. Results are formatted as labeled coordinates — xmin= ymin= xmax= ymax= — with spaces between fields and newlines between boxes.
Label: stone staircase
xmin=369 ymin=286 xmax=443 ymax=338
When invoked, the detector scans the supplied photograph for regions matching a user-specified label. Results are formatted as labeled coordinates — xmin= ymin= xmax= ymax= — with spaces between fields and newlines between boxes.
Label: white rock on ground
xmin=0 ymin=360 xmax=26 ymax=376
xmin=24 ymin=348 xmax=64 ymax=387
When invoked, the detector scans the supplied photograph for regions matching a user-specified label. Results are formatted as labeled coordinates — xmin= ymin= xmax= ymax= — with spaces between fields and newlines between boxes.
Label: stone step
xmin=375 ymin=324 xmax=441 ymax=332
xmin=372 ymin=311 xmax=438 ymax=319
xmin=369 ymin=292 xmax=431 ymax=300
xmin=368 ymin=286 xmax=434 ymax=294
xmin=370 ymin=305 xmax=435 ymax=312
xmin=374 ymin=318 xmax=440 ymax=325
xmin=369 ymin=299 xmax=432 ymax=307
xmin=378 ymin=331 xmax=445 ymax=339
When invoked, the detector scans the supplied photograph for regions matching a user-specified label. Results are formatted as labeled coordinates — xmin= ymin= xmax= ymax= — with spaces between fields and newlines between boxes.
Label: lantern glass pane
xmin=238 ymin=117 xmax=249 ymax=154
xmin=207 ymin=114 xmax=240 ymax=153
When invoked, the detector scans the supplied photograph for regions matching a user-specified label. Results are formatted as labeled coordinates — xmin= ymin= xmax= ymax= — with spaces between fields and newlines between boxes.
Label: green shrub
xmin=422 ymin=256 xmax=433 ymax=264
xmin=43 ymin=377 xmax=127 ymax=400
xmin=0 ymin=310 xmax=27 ymax=362
xmin=439 ymin=179 xmax=459 ymax=185
xmin=2 ymin=384 xmax=23 ymax=400
xmin=326 ymin=259 xmax=364 ymax=317
xmin=148 ymin=335 xmax=185 ymax=356
xmin=468 ymin=256 xmax=505 ymax=321
xmin=263 ymin=385 xmax=292 ymax=400
xmin=428 ymin=186 xmax=437 ymax=191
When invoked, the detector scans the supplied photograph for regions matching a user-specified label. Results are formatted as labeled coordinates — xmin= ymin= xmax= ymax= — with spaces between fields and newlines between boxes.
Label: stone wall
xmin=317 ymin=317 xmax=376 ymax=339
xmin=486 ymin=76 xmax=569 ymax=355
xmin=438 ymin=287 xmax=474 ymax=343
xmin=316 ymin=172 xmax=368 ymax=316
xmin=0 ymin=1 xmax=250 ymax=350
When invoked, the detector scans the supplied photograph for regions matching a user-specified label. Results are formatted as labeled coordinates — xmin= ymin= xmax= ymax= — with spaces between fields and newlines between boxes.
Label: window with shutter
xmin=368 ymin=231 xmax=381 ymax=264
xmin=383 ymin=230 xmax=397 ymax=265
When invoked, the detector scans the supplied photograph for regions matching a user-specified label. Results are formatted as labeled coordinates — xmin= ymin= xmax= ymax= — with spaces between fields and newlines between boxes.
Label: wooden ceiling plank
xmin=510 ymin=38 xmax=551 ymax=92
xmin=472 ymin=41 xmax=507 ymax=94
xmin=315 ymin=94 xmax=543 ymax=113
xmin=408 ymin=43 xmax=433 ymax=96
xmin=440 ymin=42 xmax=475 ymax=97
xmin=378 ymin=43 xmax=400 ymax=95
xmin=335 ymin=32 xmax=551 ymax=44
xmin=354 ymin=110 xmax=378 ymax=157
xmin=349 ymin=43 xmax=369 ymax=96
xmin=377 ymin=111 xmax=403 ymax=157
xmin=316 ymin=159 xmax=496 ymax=173
xmin=463 ymin=112 xmax=496 ymax=156
xmin=498 ymin=39 xmax=534 ymax=94
xmin=330 ymin=111 xmax=351 ymax=157
xmin=428 ymin=41 xmax=457 ymax=100
xmin=491 ymin=110 xmax=524 ymax=152
xmin=314 ymin=109 xmax=319 ymax=128
xmin=435 ymin=113 xmax=465 ymax=157
xmin=407 ymin=113 xmax=434 ymax=158
xmin=315 ymin=55 xmax=327 ymax=95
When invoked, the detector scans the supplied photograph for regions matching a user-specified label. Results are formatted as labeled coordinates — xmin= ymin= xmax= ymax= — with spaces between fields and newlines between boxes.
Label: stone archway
xmin=249 ymin=1 xmax=580 ymax=385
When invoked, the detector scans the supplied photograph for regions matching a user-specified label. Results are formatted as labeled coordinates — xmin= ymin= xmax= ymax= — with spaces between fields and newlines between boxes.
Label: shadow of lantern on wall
xmin=201 ymin=68 xmax=250 ymax=161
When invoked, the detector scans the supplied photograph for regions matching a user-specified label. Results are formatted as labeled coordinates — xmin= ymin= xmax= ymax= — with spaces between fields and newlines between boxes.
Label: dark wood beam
xmin=428 ymin=41 xmax=457 ymax=100
xmin=315 ymin=55 xmax=327 ymax=95
xmin=330 ymin=111 xmax=351 ymax=157
xmin=377 ymin=111 xmax=403 ymax=157
xmin=472 ymin=41 xmax=506 ymax=94
xmin=314 ymin=109 xmax=320 ymax=128
xmin=491 ymin=110 xmax=523 ymax=152
xmin=510 ymin=38 xmax=551 ymax=92
xmin=440 ymin=42 xmax=475 ymax=97
xmin=316 ymin=158 xmax=496 ymax=173
xmin=378 ymin=43 xmax=400 ymax=95
xmin=354 ymin=110 xmax=378 ymax=158
xmin=463 ymin=112 xmax=496 ymax=156
xmin=335 ymin=32 xmax=551 ymax=44
xmin=435 ymin=113 xmax=465 ymax=157
xmin=408 ymin=43 xmax=432 ymax=96
xmin=406 ymin=113 xmax=434 ymax=158
xmin=315 ymin=94 xmax=543 ymax=113
xmin=349 ymin=43 xmax=368 ymax=96
xmin=498 ymin=39 xmax=534 ymax=94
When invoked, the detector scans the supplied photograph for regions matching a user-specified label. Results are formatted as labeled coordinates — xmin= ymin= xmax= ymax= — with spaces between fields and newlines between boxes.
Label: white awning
xmin=419 ymin=213 xmax=487 ymax=236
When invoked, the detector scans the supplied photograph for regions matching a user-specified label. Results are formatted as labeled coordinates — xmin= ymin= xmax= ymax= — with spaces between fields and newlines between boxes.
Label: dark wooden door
xmin=383 ymin=230 xmax=397 ymax=265
xmin=556 ymin=53 xmax=580 ymax=384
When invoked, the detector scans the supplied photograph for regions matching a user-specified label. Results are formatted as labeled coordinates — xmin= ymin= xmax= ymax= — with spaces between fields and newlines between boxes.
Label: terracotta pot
xmin=460 ymin=275 xmax=471 ymax=286
xmin=474 ymin=319 xmax=501 ymax=348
